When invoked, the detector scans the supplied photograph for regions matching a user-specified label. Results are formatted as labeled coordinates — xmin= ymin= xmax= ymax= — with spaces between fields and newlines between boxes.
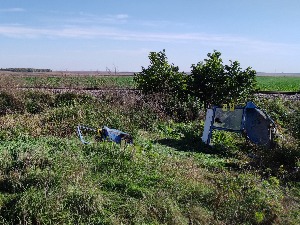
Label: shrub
xmin=134 ymin=50 xmax=201 ymax=121
xmin=0 ymin=91 xmax=24 ymax=115
xmin=134 ymin=49 xmax=189 ymax=97
xmin=25 ymin=91 xmax=54 ymax=114
xmin=54 ymin=92 xmax=79 ymax=107
xmin=190 ymin=50 xmax=257 ymax=107
xmin=135 ymin=50 xmax=256 ymax=120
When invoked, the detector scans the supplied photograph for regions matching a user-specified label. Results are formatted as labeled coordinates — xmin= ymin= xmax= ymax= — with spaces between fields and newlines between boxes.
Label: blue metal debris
xmin=77 ymin=125 xmax=133 ymax=145
xmin=202 ymin=101 xmax=276 ymax=147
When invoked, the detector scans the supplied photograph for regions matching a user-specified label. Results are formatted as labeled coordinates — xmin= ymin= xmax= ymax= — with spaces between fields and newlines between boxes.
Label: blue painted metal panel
xmin=202 ymin=102 xmax=276 ymax=147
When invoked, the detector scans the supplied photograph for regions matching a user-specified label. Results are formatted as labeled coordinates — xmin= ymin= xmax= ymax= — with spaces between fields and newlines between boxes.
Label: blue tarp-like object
xmin=202 ymin=101 xmax=276 ymax=147
xmin=77 ymin=125 xmax=133 ymax=145
xmin=102 ymin=126 xmax=133 ymax=144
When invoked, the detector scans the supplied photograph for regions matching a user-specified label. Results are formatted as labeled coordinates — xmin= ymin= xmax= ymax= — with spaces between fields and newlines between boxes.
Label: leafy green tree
xmin=134 ymin=49 xmax=189 ymax=97
xmin=190 ymin=50 xmax=257 ymax=107
xmin=134 ymin=50 xmax=201 ymax=121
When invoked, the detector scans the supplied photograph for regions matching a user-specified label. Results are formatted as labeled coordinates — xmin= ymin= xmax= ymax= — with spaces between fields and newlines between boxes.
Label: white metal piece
xmin=201 ymin=109 xmax=214 ymax=144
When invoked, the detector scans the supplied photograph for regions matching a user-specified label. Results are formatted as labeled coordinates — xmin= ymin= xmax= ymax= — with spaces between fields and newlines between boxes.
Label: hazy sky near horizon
xmin=0 ymin=0 xmax=300 ymax=72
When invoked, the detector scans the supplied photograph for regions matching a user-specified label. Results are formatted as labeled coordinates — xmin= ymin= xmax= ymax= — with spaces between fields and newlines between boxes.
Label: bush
xmin=0 ymin=91 xmax=24 ymax=115
xmin=134 ymin=50 xmax=202 ymax=121
xmin=135 ymin=50 xmax=257 ymax=120
xmin=134 ymin=49 xmax=189 ymax=97
xmin=190 ymin=50 xmax=257 ymax=107
xmin=25 ymin=91 xmax=54 ymax=114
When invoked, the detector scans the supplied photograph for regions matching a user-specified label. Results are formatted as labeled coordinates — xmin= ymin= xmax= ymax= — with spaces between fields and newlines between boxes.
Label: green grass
xmin=0 ymin=74 xmax=135 ymax=89
xmin=22 ymin=76 xmax=135 ymax=89
xmin=1 ymin=72 xmax=300 ymax=92
xmin=0 ymin=90 xmax=299 ymax=224
xmin=256 ymin=76 xmax=300 ymax=92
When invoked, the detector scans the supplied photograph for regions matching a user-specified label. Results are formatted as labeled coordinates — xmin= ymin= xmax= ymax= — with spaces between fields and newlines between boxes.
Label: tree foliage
xmin=190 ymin=50 xmax=257 ymax=107
xmin=134 ymin=50 xmax=200 ymax=121
xmin=134 ymin=49 xmax=189 ymax=98
xmin=134 ymin=50 xmax=257 ymax=120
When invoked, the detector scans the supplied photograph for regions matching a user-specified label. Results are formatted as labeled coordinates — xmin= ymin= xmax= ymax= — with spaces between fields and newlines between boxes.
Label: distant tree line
xmin=0 ymin=68 xmax=52 ymax=72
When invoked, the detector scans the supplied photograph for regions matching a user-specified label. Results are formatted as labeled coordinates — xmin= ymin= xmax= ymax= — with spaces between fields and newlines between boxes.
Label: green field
xmin=0 ymin=89 xmax=299 ymax=224
xmin=0 ymin=74 xmax=135 ymax=89
xmin=0 ymin=72 xmax=299 ymax=92
xmin=256 ymin=76 xmax=300 ymax=92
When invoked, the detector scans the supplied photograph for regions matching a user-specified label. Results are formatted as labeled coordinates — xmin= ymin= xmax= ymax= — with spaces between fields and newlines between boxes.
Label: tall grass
xmin=0 ymin=89 xmax=299 ymax=224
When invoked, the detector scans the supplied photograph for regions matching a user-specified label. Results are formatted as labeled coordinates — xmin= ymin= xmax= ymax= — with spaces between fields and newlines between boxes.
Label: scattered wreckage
xmin=202 ymin=102 xmax=276 ymax=148
xmin=77 ymin=102 xmax=275 ymax=149
xmin=77 ymin=125 xmax=133 ymax=145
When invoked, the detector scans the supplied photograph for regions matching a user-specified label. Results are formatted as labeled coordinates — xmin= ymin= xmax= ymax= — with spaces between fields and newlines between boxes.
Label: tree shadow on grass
xmin=156 ymin=136 xmax=242 ymax=170
xmin=156 ymin=137 xmax=207 ymax=153
xmin=156 ymin=134 xmax=237 ymax=158
xmin=154 ymin=124 xmax=251 ymax=171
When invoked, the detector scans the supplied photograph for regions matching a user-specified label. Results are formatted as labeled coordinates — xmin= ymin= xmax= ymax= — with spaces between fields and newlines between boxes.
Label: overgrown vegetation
xmin=134 ymin=50 xmax=257 ymax=118
xmin=134 ymin=50 xmax=201 ymax=121
xmin=190 ymin=50 xmax=257 ymax=107
xmin=0 ymin=49 xmax=299 ymax=224
xmin=0 ymin=88 xmax=299 ymax=224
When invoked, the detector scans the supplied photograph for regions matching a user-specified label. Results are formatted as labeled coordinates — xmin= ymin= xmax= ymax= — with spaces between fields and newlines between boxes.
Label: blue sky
xmin=0 ymin=0 xmax=300 ymax=72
